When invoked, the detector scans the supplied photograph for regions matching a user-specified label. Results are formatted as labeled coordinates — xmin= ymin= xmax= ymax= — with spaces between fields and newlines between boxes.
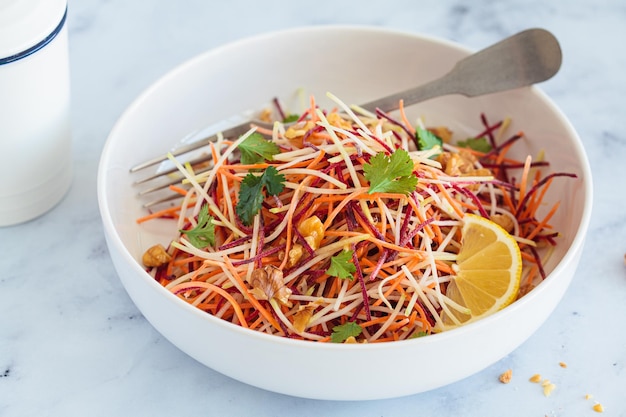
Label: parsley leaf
xmin=362 ymin=149 xmax=418 ymax=195
xmin=331 ymin=321 xmax=363 ymax=343
xmin=180 ymin=204 xmax=215 ymax=248
xmin=416 ymin=127 xmax=443 ymax=152
xmin=456 ymin=137 xmax=492 ymax=153
xmin=326 ymin=249 xmax=356 ymax=280
xmin=236 ymin=166 xmax=285 ymax=226
xmin=238 ymin=132 xmax=281 ymax=165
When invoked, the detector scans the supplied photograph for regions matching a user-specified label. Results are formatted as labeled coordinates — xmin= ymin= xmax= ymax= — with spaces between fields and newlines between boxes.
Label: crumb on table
xmin=499 ymin=369 xmax=513 ymax=384
xmin=541 ymin=379 xmax=556 ymax=396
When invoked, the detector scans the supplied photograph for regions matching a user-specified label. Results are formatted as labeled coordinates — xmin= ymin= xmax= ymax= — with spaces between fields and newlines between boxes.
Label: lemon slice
xmin=442 ymin=214 xmax=522 ymax=328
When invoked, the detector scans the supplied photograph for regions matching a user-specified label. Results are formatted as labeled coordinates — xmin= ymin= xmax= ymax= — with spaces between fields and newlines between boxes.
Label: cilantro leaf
xmin=180 ymin=204 xmax=215 ymax=248
xmin=331 ymin=321 xmax=363 ymax=343
xmin=236 ymin=166 xmax=285 ymax=226
xmin=326 ymin=249 xmax=356 ymax=280
xmin=282 ymin=114 xmax=299 ymax=123
xmin=362 ymin=149 xmax=418 ymax=195
xmin=238 ymin=132 xmax=281 ymax=165
xmin=262 ymin=166 xmax=286 ymax=196
xmin=416 ymin=127 xmax=443 ymax=152
xmin=456 ymin=137 xmax=492 ymax=153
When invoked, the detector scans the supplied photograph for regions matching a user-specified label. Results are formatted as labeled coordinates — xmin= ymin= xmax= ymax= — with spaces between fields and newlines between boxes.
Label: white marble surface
xmin=1 ymin=0 xmax=625 ymax=415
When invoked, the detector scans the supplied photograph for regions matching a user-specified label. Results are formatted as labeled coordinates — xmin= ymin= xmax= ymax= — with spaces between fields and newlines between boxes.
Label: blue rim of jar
xmin=0 ymin=6 xmax=68 ymax=65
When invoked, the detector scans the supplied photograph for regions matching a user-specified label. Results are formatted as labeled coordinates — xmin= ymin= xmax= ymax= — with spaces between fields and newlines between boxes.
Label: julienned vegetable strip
xmin=138 ymin=93 xmax=576 ymax=343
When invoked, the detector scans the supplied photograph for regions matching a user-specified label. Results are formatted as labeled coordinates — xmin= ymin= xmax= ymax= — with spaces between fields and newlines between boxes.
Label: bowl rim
xmin=97 ymin=24 xmax=593 ymax=353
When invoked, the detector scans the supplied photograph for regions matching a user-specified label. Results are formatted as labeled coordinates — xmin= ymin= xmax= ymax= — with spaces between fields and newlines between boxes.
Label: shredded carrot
xmin=136 ymin=205 xmax=181 ymax=224
xmin=398 ymin=99 xmax=416 ymax=137
xmin=136 ymin=93 xmax=573 ymax=343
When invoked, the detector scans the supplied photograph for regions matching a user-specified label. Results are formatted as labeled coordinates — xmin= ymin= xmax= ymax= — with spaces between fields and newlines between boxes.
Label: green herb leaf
xmin=363 ymin=149 xmax=418 ymax=195
xmin=238 ymin=132 xmax=281 ymax=165
xmin=331 ymin=321 xmax=363 ymax=343
xmin=410 ymin=330 xmax=429 ymax=339
xmin=236 ymin=166 xmax=285 ymax=226
xmin=326 ymin=249 xmax=356 ymax=280
xmin=416 ymin=127 xmax=443 ymax=152
xmin=456 ymin=137 xmax=492 ymax=153
xmin=282 ymin=114 xmax=299 ymax=123
xmin=262 ymin=166 xmax=286 ymax=196
xmin=180 ymin=204 xmax=215 ymax=248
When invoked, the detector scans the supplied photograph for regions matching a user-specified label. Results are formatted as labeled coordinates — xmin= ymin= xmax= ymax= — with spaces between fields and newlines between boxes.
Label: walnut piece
xmin=499 ymin=369 xmax=513 ymax=384
xmin=438 ymin=150 xmax=476 ymax=176
xmin=284 ymin=121 xmax=315 ymax=140
xmin=437 ymin=150 xmax=493 ymax=185
xmin=428 ymin=126 xmax=453 ymax=143
xmin=292 ymin=299 xmax=323 ymax=333
xmin=142 ymin=244 xmax=172 ymax=268
xmin=491 ymin=214 xmax=515 ymax=233
xmin=258 ymin=108 xmax=273 ymax=123
xmin=287 ymin=243 xmax=304 ymax=267
xmin=250 ymin=265 xmax=292 ymax=306
xmin=541 ymin=379 xmax=556 ymax=396
xmin=292 ymin=304 xmax=315 ymax=333
xmin=298 ymin=216 xmax=324 ymax=250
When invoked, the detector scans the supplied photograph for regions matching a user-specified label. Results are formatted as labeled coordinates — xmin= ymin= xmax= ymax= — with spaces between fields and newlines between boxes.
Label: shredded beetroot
xmin=452 ymin=184 xmax=489 ymax=218
xmin=477 ymin=113 xmax=503 ymax=149
xmin=376 ymin=108 xmax=414 ymax=141
xmin=141 ymin=97 xmax=578 ymax=343
xmin=272 ymin=97 xmax=287 ymax=121
xmin=515 ymin=172 xmax=578 ymax=217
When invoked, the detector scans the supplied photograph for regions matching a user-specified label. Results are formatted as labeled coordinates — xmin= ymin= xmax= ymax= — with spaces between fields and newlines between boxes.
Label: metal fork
xmin=132 ymin=28 xmax=561 ymax=208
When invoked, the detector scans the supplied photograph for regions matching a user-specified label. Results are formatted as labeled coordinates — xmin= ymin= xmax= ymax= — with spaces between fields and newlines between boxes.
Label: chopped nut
xmin=529 ymin=374 xmax=542 ymax=383
xmin=250 ymin=265 xmax=292 ymax=306
xmin=428 ymin=126 xmax=453 ymax=143
xmin=558 ymin=361 xmax=567 ymax=368
xmin=142 ymin=244 xmax=172 ymax=268
xmin=258 ymin=108 xmax=273 ymax=122
xmin=437 ymin=149 xmax=492 ymax=181
xmin=298 ymin=216 xmax=325 ymax=250
xmin=326 ymin=112 xmax=352 ymax=130
xmin=541 ymin=379 xmax=556 ymax=397
xmin=585 ymin=394 xmax=594 ymax=400
xmin=284 ymin=121 xmax=315 ymax=140
xmin=491 ymin=214 xmax=515 ymax=233
xmin=592 ymin=403 xmax=604 ymax=413
xmin=287 ymin=243 xmax=303 ymax=267
xmin=437 ymin=152 xmax=472 ymax=176
xmin=292 ymin=301 xmax=319 ymax=333
xmin=499 ymin=369 xmax=513 ymax=384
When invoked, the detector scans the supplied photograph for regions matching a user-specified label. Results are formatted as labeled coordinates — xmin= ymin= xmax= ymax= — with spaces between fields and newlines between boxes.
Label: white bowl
xmin=98 ymin=26 xmax=592 ymax=400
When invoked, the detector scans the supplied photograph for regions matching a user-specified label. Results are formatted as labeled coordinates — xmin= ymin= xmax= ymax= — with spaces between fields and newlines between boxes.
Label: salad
xmin=137 ymin=93 xmax=575 ymax=343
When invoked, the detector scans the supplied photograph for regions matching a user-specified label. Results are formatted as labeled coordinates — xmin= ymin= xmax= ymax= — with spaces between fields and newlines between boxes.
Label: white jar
xmin=0 ymin=0 xmax=72 ymax=226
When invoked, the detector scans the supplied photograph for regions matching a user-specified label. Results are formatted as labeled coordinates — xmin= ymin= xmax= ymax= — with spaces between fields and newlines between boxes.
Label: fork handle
xmin=131 ymin=29 xmax=560 ymax=173
xmin=360 ymin=28 xmax=561 ymax=114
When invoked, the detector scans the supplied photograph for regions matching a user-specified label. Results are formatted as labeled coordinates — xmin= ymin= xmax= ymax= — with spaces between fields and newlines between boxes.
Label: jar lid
xmin=0 ymin=0 xmax=67 ymax=60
